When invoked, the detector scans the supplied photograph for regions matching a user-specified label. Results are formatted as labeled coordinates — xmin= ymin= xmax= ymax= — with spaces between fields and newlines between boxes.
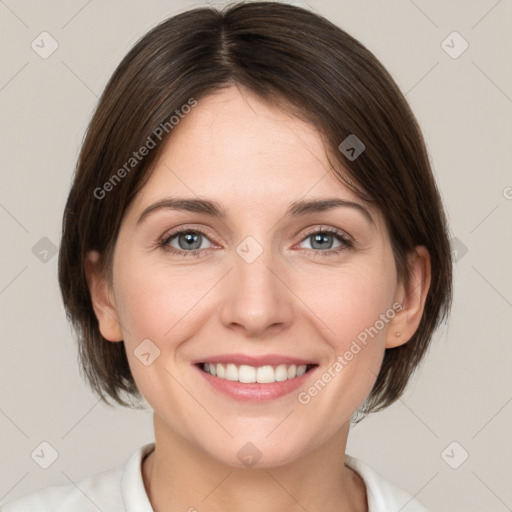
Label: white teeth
xmin=256 ymin=365 xmax=275 ymax=383
xmin=202 ymin=362 xmax=311 ymax=383
xmin=225 ymin=363 xmax=238 ymax=381
xmin=275 ymin=364 xmax=289 ymax=381
xmin=238 ymin=364 xmax=257 ymax=383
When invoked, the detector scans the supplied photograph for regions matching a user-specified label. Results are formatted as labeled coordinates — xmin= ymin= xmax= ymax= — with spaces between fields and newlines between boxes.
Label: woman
xmin=4 ymin=1 xmax=452 ymax=511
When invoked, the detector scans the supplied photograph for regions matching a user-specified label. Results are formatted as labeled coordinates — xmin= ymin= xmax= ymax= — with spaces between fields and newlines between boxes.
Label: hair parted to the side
xmin=58 ymin=1 xmax=452 ymax=416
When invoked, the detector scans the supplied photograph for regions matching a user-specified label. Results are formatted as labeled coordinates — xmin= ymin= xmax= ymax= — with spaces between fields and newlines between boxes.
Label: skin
xmin=86 ymin=85 xmax=431 ymax=512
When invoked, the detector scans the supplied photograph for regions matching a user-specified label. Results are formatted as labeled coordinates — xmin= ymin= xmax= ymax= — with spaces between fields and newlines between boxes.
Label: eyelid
xmin=298 ymin=224 xmax=352 ymax=242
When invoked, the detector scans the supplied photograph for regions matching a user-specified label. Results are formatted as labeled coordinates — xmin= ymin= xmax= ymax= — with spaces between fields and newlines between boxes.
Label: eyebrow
xmin=137 ymin=197 xmax=374 ymax=225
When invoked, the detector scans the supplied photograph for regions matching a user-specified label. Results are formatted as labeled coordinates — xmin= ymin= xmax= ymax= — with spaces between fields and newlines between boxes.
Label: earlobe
xmin=85 ymin=251 xmax=123 ymax=342
xmin=385 ymin=246 xmax=431 ymax=349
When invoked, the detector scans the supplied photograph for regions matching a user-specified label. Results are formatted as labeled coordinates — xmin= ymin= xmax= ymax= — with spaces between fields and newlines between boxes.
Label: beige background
xmin=1 ymin=0 xmax=511 ymax=510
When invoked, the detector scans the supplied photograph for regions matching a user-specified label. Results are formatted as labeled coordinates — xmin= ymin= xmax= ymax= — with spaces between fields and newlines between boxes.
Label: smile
xmin=195 ymin=357 xmax=319 ymax=402
xmin=200 ymin=362 xmax=314 ymax=383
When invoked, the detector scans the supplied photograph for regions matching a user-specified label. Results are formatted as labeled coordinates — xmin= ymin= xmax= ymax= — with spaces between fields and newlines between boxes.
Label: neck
xmin=142 ymin=413 xmax=367 ymax=512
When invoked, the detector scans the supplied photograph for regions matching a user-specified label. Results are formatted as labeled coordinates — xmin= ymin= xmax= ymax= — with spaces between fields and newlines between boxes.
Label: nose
xmin=218 ymin=246 xmax=295 ymax=338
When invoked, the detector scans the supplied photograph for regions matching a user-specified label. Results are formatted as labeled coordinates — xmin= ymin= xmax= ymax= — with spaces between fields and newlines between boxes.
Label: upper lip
xmin=192 ymin=354 xmax=316 ymax=367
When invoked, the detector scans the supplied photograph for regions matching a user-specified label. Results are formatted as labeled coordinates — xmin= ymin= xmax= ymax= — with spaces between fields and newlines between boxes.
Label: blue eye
xmin=159 ymin=226 xmax=352 ymax=258
xmin=303 ymin=232 xmax=341 ymax=250
xmin=299 ymin=229 xmax=352 ymax=255
xmin=160 ymin=229 xmax=212 ymax=257
xmin=170 ymin=231 xmax=209 ymax=251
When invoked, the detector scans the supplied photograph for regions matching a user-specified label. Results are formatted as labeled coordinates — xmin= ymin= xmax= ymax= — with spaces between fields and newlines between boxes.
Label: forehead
xmin=128 ymin=86 xmax=380 ymax=225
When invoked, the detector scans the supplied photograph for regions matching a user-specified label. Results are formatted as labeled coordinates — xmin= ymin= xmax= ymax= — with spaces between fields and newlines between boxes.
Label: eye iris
xmin=172 ymin=232 xmax=339 ymax=252
xmin=179 ymin=232 xmax=202 ymax=250
xmin=311 ymin=233 xmax=333 ymax=250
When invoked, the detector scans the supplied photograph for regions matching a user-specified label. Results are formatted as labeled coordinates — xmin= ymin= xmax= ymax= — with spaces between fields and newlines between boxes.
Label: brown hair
xmin=58 ymin=1 xmax=453 ymax=415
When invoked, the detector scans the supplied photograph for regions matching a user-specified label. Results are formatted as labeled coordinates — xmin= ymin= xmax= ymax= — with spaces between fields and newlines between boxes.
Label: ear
xmin=84 ymin=251 xmax=123 ymax=342
xmin=385 ymin=246 xmax=431 ymax=349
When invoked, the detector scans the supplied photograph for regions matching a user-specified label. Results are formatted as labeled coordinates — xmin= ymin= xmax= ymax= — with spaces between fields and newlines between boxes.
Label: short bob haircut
xmin=58 ymin=1 xmax=453 ymax=416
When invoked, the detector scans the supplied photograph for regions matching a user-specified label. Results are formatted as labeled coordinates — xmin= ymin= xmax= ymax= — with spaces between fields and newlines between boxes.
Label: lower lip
xmin=195 ymin=365 xmax=317 ymax=402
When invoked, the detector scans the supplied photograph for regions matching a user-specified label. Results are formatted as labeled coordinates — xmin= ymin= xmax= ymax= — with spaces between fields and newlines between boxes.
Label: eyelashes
xmin=158 ymin=225 xmax=354 ymax=259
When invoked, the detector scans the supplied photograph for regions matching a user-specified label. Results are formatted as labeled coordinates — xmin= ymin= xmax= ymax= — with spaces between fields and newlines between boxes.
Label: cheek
xmin=307 ymin=258 xmax=397 ymax=350
xmin=295 ymin=258 xmax=397 ymax=414
xmin=113 ymin=256 xmax=211 ymax=341
xmin=111 ymin=256 xmax=220 ymax=402
xmin=110 ymin=259 xmax=200 ymax=410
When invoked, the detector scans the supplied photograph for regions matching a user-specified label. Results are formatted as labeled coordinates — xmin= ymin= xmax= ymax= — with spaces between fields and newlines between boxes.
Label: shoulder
xmin=344 ymin=454 xmax=430 ymax=512
xmin=1 ymin=443 xmax=155 ymax=512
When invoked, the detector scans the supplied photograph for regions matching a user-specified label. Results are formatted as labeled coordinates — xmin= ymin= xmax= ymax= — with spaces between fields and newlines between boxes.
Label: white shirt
xmin=2 ymin=443 xmax=429 ymax=511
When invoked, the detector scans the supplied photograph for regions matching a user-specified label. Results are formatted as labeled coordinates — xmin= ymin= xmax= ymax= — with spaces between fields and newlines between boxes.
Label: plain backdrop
xmin=0 ymin=1 xmax=511 ymax=511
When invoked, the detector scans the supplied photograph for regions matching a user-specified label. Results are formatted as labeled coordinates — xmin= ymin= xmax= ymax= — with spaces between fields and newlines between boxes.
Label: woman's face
xmin=99 ymin=86 xmax=409 ymax=467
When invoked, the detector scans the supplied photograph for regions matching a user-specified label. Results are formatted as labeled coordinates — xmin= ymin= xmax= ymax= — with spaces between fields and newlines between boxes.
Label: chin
xmin=199 ymin=432 xmax=310 ymax=470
